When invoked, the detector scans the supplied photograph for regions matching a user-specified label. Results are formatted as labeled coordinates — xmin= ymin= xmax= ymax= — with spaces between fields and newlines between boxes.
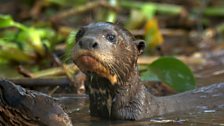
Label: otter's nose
xmin=78 ymin=37 xmax=99 ymax=50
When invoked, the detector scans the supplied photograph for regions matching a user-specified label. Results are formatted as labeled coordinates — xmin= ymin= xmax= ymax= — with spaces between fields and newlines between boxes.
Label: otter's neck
xmin=85 ymin=66 xmax=141 ymax=118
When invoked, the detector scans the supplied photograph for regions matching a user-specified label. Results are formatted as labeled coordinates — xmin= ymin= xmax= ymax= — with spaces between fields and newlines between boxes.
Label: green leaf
xmin=0 ymin=15 xmax=15 ymax=28
xmin=141 ymin=56 xmax=195 ymax=92
xmin=64 ymin=30 xmax=77 ymax=62
xmin=141 ymin=4 xmax=156 ymax=19
xmin=17 ymin=27 xmax=46 ymax=56
xmin=66 ymin=30 xmax=76 ymax=51
xmin=0 ymin=15 xmax=27 ymax=30
xmin=106 ymin=0 xmax=118 ymax=23
xmin=28 ymin=28 xmax=45 ymax=56
xmin=126 ymin=9 xmax=145 ymax=29
xmin=141 ymin=69 xmax=160 ymax=82
xmin=121 ymin=1 xmax=183 ymax=16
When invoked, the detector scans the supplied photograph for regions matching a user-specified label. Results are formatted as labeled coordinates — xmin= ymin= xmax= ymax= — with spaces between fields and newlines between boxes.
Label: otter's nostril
xmin=92 ymin=42 xmax=98 ymax=49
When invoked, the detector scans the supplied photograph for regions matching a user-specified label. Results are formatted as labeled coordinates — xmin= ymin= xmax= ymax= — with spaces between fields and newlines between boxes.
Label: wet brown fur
xmin=72 ymin=22 xmax=224 ymax=120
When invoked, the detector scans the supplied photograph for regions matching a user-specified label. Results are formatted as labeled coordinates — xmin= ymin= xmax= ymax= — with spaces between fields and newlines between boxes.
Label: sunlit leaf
xmin=0 ymin=15 xmax=27 ymax=30
xmin=16 ymin=27 xmax=46 ymax=56
xmin=106 ymin=0 xmax=117 ymax=22
xmin=28 ymin=28 xmax=45 ymax=56
xmin=0 ymin=15 xmax=15 ymax=28
xmin=66 ymin=30 xmax=76 ymax=51
xmin=141 ymin=57 xmax=195 ymax=92
xmin=126 ymin=10 xmax=145 ymax=29
xmin=141 ymin=4 xmax=156 ymax=19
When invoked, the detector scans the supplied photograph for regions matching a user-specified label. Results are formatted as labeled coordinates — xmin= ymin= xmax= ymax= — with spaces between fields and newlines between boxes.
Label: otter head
xmin=72 ymin=22 xmax=145 ymax=85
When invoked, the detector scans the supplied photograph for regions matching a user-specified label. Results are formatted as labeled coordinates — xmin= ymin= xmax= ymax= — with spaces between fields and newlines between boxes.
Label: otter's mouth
xmin=75 ymin=54 xmax=118 ymax=85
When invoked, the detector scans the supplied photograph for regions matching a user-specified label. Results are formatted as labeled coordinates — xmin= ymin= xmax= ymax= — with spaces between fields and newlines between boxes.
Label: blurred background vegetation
xmin=0 ymin=0 xmax=224 ymax=94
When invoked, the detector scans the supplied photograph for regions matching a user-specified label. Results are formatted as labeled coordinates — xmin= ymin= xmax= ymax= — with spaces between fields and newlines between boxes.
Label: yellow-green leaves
xmin=0 ymin=15 xmax=26 ymax=30
xmin=144 ymin=18 xmax=164 ymax=48
xmin=106 ymin=0 xmax=118 ymax=23
xmin=0 ymin=14 xmax=56 ymax=62
xmin=0 ymin=15 xmax=15 ymax=28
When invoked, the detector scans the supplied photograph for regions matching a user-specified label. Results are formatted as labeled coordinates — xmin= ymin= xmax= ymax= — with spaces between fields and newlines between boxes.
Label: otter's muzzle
xmin=78 ymin=37 xmax=99 ymax=50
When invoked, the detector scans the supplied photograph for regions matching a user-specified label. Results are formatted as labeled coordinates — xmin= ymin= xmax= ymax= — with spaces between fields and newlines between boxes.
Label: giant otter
xmin=72 ymin=22 xmax=224 ymax=120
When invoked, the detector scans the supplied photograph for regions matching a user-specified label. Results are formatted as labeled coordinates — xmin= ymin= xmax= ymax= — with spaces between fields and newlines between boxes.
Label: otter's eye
xmin=76 ymin=28 xmax=85 ymax=41
xmin=106 ymin=33 xmax=116 ymax=43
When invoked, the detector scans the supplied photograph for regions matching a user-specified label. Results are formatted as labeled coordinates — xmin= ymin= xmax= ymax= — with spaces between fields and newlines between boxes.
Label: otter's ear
xmin=134 ymin=40 xmax=145 ymax=55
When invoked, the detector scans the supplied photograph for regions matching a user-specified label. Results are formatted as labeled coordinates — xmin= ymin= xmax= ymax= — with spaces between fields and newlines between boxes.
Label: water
xmin=56 ymin=93 xmax=224 ymax=126
xmin=69 ymin=103 xmax=224 ymax=126
xmin=1 ymin=61 xmax=224 ymax=126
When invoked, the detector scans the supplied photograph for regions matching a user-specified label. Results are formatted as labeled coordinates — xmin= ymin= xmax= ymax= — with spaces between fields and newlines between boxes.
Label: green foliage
xmin=141 ymin=57 xmax=195 ymax=92
xmin=141 ymin=4 xmax=156 ymax=19
xmin=47 ymin=0 xmax=86 ymax=6
xmin=0 ymin=39 xmax=33 ymax=62
xmin=64 ymin=30 xmax=77 ymax=61
xmin=0 ymin=15 xmax=15 ymax=28
xmin=66 ymin=30 xmax=76 ymax=50
xmin=200 ymin=7 xmax=224 ymax=17
xmin=121 ymin=1 xmax=183 ymax=16
xmin=0 ymin=14 xmax=56 ymax=62
xmin=0 ymin=15 xmax=26 ymax=30
xmin=106 ymin=0 xmax=118 ymax=23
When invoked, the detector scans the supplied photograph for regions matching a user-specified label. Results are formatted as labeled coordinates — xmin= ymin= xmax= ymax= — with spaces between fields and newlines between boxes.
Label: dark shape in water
xmin=0 ymin=80 xmax=72 ymax=126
